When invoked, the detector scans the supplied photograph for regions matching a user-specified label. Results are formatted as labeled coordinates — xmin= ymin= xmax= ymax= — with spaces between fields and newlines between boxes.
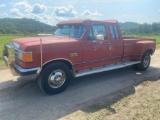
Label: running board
xmin=75 ymin=61 xmax=141 ymax=77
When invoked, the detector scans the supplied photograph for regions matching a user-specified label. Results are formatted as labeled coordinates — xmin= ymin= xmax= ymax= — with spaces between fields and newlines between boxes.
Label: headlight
xmin=18 ymin=50 xmax=33 ymax=62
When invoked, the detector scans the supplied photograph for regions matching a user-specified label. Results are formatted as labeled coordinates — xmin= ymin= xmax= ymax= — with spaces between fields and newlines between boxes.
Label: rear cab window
xmin=109 ymin=24 xmax=119 ymax=40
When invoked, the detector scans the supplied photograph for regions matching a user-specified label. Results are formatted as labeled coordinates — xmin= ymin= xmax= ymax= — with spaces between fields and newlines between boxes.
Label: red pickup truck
xmin=3 ymin=19 xmax=156 ymax=95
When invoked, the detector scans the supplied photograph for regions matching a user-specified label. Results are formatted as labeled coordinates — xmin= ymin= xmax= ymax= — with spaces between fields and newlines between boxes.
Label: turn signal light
xmin=22 ymin=53 xmax=33 ymax=62
xmin=18 ymin=51 xmax=33 ymax=62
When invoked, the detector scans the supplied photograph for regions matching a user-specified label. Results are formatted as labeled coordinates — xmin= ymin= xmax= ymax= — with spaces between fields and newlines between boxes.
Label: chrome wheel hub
xmin=143 ymin=56 xmax=149 ymax=67
xmin=48 ymin=70 xmax=66 ymax=88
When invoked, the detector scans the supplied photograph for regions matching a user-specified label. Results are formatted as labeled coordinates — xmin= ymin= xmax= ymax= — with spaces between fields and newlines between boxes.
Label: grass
xmin=0 ymin=34 xmax=32 ymax=66
xmin=140 ymin=35 xmax=160 ymax=49
xmin=60 ymin=80 xmax=160 ymax=120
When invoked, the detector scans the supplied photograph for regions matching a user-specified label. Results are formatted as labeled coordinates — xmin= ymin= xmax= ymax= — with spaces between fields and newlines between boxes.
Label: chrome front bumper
xmin=3 ymin=44 xmax=18 ymax=76
xmin=3 ymin=44 xmax=40 ymax=76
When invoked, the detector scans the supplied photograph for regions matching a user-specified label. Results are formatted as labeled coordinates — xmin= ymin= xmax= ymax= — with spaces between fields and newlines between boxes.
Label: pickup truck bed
xmin=123 ymin=37 xmax=156 ymax=61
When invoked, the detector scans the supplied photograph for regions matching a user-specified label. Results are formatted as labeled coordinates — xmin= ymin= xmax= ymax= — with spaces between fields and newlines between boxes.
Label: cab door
xmin=109 ymin=23 xmax=123 ymax=64
xmin=83 ymin=23 xmax=111 ymax=70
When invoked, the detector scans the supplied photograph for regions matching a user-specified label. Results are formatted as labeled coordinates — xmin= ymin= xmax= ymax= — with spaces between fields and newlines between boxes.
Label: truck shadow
xmin=65 ymin=66 xmax=160 ymax=118
xmin=0 ymin=66 xmax=159 ymax=120
xmin=58 ymin=66 xmax=160 ymax=119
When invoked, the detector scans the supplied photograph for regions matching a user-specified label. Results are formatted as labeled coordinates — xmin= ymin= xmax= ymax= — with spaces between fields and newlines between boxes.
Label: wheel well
xmin=42 ymin=59 xmax=73 ymax=70
xmin=145 ymin=49 xmax=153 ymax=55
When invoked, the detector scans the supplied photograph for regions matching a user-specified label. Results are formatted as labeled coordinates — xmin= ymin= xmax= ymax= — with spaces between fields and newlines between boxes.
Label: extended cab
xmin=3 ymin=19 xmax=156 ymax=95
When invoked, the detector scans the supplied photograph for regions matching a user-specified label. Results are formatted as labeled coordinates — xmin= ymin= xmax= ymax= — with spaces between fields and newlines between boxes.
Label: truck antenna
xmin=40 ymin=38 xmax=43 ymax=68
xmin=37 ymin=38 xmax=43 ymax=74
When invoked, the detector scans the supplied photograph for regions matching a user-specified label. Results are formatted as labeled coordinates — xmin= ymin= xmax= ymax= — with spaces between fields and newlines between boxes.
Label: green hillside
xmin=0 ymin=18 xmax=56 ymax=34
xmin=119 ymin=22 xmax=140 ymax=29
xmin=119 ymin=22 xmax=160 ymax=35
xmin=0 ymin=18 xmax=160 ymax=35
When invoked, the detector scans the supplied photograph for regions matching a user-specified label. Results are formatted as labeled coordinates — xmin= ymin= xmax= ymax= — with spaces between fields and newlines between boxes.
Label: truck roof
xmin=58 ymin=19 xmax=118 ymax=25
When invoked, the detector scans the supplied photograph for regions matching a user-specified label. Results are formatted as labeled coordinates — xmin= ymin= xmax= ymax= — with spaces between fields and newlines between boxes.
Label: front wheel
xmin=136 ymin=52 xmax=151 ymax=71
xmin=38 ymin=62 xmax=71 ymax=95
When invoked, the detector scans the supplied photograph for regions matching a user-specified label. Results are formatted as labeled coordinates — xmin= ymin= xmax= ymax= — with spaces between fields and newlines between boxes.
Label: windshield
xmin=54 ymin=24 xmax=85 ymax=39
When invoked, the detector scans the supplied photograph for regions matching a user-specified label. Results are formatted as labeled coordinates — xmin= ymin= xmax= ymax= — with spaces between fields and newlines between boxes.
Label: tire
xmin=38 ymin=62 xmax=71 ymax=95
xmin=136 ymin=52 xmax=151 ymax=71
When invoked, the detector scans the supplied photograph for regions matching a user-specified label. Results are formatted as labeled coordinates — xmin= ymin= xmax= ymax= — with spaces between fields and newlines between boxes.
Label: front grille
xmin=5 ymin=44 xmax=19 ymax=61
xmin=14 ymin=49 xmax=18 ymax=60
xmin=3 ymin=45 xmax=9 ymax=57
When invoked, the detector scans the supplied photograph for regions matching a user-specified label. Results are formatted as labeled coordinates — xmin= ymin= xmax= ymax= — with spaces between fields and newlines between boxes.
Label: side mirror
xmin=96 ymin=34 xmax=104 ymax=40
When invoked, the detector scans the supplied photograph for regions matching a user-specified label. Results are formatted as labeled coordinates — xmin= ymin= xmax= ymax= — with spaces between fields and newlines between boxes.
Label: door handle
xmin=109 ymin=46 xmax=112 ymax=50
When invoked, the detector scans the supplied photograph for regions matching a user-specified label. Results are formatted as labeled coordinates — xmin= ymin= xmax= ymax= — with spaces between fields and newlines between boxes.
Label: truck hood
xmin=12 ymin=36 xmax=78 ymax=46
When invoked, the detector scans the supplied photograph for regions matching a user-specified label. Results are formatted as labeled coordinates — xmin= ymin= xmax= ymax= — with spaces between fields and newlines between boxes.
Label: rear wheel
xmin=38 ymin=62 xmax=71 ymax=95
xmin=136 ymin=52 xmax=151 ymax=71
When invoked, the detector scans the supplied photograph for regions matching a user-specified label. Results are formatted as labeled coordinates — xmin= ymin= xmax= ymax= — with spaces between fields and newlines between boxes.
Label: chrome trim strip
xmin=75 ymin=57 xmax=110 ymax=65
xmin=41 ymin=58 xmax=76 ymax=77
xmin=132 ymin=54 xmax=142 ymax=56
xmin=111 ymin=56 xmax=122 ymax=59
xmin=122 ymin=61 xmax=141 ymax=66
xmin=75 ymin=61 xmax=141 ymax=77
xmin=75 ymin=55 xmax=122 ymax=65
xmin=124 ymin=43 xmax=133 ymax=45
xmin=14 ymin=64 xmax=40 ymax=73
xmin=123 ymin=54 xmax=142 ymax=57
xmin=123 ymin=54 xmax=132 ymax=57
xmin=6 ymin=44 xmax=12 ymax=49
xmin=42 ymin=58 xmax=73 ymax=66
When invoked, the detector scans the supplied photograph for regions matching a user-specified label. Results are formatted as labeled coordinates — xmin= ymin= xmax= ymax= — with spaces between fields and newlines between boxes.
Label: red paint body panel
xmin=123 ymin=37 xmax=156 ymax=60
xmin=14 ymin=36 xmax=83 ymax=70
xmin=12 ymin=19 xmax=156 ymax=73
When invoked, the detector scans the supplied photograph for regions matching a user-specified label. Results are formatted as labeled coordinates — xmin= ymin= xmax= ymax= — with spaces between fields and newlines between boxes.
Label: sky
xmin=0 ymin=0 xmax=160 ymax=26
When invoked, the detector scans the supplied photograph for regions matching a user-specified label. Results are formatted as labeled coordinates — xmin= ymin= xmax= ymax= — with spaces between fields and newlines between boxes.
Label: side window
xmin=110 ymin=25 xmax=119 ymax=40
xmin=87 ymin=24 xmax=108 ymax=40
xmin=113 ymin=25 xmax=119 ymax=39
xmin=110 ymin=25 xmax=115 ymax=40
